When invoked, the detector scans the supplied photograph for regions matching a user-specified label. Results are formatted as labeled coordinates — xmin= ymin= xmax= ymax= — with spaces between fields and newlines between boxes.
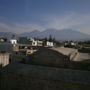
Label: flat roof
xmin=2 ymin=62 xmax=90 ymax=84
xmin=51 ymin=47 xmax=77 ymax=56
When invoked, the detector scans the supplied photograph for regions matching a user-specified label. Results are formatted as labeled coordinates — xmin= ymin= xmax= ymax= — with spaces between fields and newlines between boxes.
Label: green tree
xmin=49 ymin=35 xmax=53 ymax=42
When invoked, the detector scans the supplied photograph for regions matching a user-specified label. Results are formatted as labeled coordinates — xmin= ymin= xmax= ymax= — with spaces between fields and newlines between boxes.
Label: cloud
xmin=0 ymin=22 xmax=45 ymax=33
xmin=43 ymin=13 xmax=90 ymax=31
xmin=0 ymin=13 xmax=90 ymax=34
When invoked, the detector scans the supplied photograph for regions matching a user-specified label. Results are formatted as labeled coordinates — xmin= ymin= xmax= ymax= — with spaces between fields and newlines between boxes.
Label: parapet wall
xmin=1 ymin=62 xmax=90 ymax=90
xmin=69 ymin=49 xmax=78 ymax=60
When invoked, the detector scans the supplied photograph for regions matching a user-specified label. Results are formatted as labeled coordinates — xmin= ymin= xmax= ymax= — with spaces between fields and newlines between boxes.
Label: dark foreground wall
xmin=1 ymin=62 xmax=90 ymax=90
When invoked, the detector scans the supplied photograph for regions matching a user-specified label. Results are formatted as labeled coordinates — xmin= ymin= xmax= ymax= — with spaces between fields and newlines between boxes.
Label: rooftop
xmin=2 ymin=62 xmax=90 ymax=84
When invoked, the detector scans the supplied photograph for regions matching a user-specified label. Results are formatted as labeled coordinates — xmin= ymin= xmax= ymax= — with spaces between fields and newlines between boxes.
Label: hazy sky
xmin=0 ymin=0 xmax=90 ymax=34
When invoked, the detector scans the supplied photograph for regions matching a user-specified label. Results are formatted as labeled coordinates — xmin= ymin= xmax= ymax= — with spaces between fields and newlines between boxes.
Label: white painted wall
xmin=32 ymin=41 xmax=37 ymax=46
xmin=46 ymin=41 xmax=54 ymax=47
xmin=10 ymin=39 xmax=17 ymax=44
xmin=32 ymin=40 xmax=43 ymax=46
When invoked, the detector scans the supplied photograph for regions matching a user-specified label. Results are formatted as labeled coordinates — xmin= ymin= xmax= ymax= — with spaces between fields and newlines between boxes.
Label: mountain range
xmin=0 ymin=29 xmax=90 ymax=41
xmin=20 ymin=29 xmax=90 ymax=41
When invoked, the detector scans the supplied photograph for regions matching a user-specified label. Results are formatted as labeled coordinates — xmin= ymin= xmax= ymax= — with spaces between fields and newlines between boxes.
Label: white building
xmin=32 ymin=40 xmax=43 ymax=46
xmin=32 ymin=41 xmax=37 ymax=46
xmin=10 ymin=39 xmax=17 ymax=44
xmin=0 ymin=38 xmax=4 ymax=42
xmin=71 ymin=42 xmax=76 ymax=46
xmin=46 ymin=41 xmax=54 ymax=47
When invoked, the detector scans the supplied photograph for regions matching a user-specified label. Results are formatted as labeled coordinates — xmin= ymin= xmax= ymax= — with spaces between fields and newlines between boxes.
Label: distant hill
xmin=0 ymin=29 xmax=90 ymax=40
xmin=20 ymin=29 xmax=90 ymax=41
xmin=0 ymin=32 xmax=18 ymax=38
xmin=20 ymin=30 xmax=40 ymax=37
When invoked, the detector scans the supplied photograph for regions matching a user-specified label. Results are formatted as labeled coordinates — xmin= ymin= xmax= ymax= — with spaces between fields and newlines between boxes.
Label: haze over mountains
xmin=0 ymin=32 xmax=17 ymax=38
xmin=0 ymin=29 xmax=90 ymax=41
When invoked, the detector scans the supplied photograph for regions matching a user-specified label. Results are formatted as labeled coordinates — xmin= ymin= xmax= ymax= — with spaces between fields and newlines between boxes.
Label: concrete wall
xmin=0 ymin=53 xmax=10 ymax=67
xmin=69 ymin=49 xmax=78 ymax=60
xmin=1 ymin=62 xmax=90 ymax=90
xmin=52 ymin=47 xmax=78 ymax=61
